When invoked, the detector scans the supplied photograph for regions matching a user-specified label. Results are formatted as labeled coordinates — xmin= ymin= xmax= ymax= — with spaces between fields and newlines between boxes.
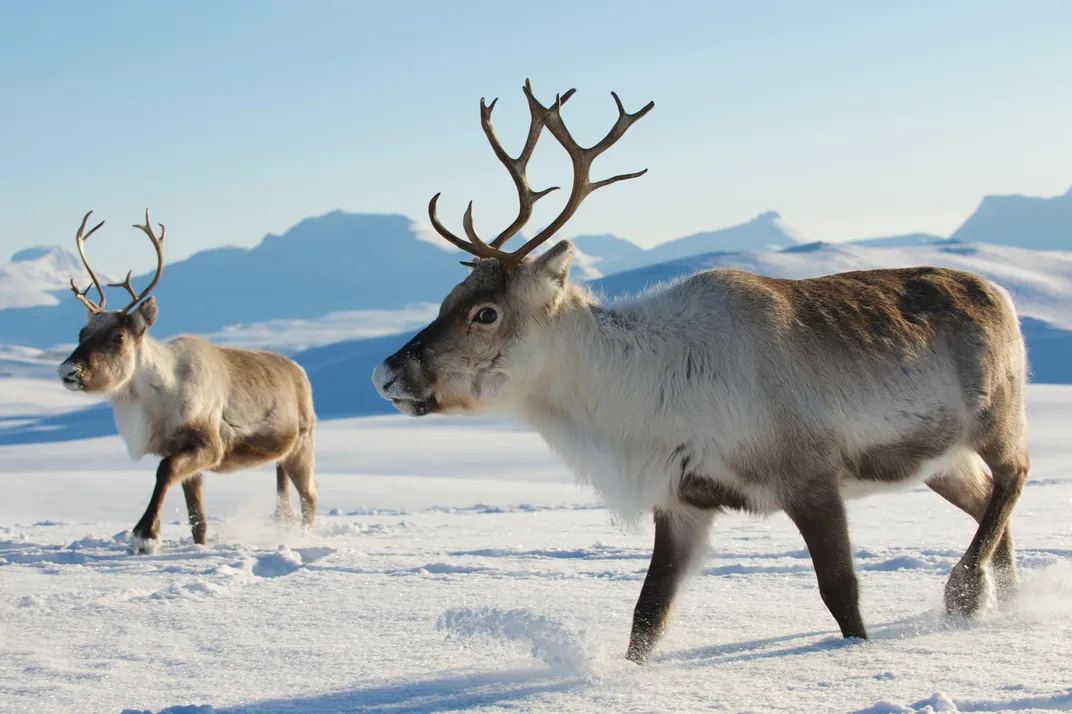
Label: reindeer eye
xmin=112 ymin=332 xmax=125 ymax=345
xmin=474 ymin=307 xmax=498 ymax=325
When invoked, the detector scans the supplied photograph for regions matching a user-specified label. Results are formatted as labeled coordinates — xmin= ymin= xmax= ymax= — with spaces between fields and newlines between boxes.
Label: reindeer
xmin=58 ymin=210 xmax=318 ymax=554
xmin=372 ymin=80 xmax=1030 ymax=663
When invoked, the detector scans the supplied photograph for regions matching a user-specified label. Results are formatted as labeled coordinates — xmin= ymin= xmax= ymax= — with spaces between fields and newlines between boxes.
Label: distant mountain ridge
xmin=0 ymin=208 xmax=803 ymax=347
xmin=1 ymin=186 xmax=1069 ymax=348
xmin=949 ymin=186 xmax=1072 ymax=250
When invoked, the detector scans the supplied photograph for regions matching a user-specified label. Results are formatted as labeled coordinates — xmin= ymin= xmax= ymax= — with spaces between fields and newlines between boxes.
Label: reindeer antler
xmin=69 ymin=211 xmax=108 ymax=313
xmin=428 ymin=79 xmax=653 ymax=268
xmin=107 ymin=208 xmax=166 ymax=314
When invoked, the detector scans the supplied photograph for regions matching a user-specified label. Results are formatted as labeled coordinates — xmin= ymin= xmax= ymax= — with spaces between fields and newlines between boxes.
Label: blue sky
xmin=2 ymin=0 xmax=1070 ymax=273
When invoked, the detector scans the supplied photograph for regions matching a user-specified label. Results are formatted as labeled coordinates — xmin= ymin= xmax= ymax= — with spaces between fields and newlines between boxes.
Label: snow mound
xmin=854 ymin=688 xmax=1072 ymax=712
xmin=437 ymin=607 xmax=589 ymax=672
xmin=250 ymin=545 xmax=304 ymax=577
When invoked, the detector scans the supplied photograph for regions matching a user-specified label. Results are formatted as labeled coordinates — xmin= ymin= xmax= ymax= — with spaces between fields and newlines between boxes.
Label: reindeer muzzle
xmin=58 ymin=360 xmax=86 ymax=391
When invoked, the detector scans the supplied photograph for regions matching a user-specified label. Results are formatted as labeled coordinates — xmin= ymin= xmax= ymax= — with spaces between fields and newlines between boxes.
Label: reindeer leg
xmin=927 ymin=459 xmax=1017 ymax=602
xmin=274 ymin=465 xmax=297 ymax=524
xmin=281 ymin=433 xmax=317 ymax=531
xmin=182 ymin=473 xmax=207 ymax=545
xmin=946 ymin=447 xmax=1029 ymax=615
xmin=627 ymin=507 xmax=713 ymax=664
xmin=131 ymin=429 xmax=221 ymax=555
xmin=786 ymin=485 xmax=867 ymax=640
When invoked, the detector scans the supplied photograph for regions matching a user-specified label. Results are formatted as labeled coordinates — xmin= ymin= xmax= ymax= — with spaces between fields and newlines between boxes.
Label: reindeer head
xmin=58 ymin=210 xmax=165 ymax=394
xmin=373 ymin=80 xmax=653 ymax=416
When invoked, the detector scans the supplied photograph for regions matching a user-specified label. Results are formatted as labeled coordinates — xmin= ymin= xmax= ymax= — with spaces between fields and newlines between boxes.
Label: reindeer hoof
xmin=129 ymin=534 xmax=160 ymax=555
xmin=274 ymin=508 xmax=298 ymax=526
xmin=944 ymin=564 xmax=994 ymax=616
xmin=625 ymin=639 xmax=654 ymax=665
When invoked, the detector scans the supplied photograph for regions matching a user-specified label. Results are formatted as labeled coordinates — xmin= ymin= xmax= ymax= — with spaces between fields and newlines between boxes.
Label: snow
xmin=196 ymin=303 xmax=441 ymax=354
xmin=1 ymin=379 xmax=1070 ymax=713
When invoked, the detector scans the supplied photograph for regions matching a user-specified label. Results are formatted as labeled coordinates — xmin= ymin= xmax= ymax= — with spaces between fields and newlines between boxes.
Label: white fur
xmin=377 ymin=248 xmax=1026 ymax=527
xmin=511 ymin=265 xmax=1020 ymax=521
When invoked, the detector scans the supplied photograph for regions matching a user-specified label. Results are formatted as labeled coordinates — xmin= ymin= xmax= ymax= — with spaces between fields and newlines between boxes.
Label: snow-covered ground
xmin=1 ymin=379 xmax=1070 ymax=713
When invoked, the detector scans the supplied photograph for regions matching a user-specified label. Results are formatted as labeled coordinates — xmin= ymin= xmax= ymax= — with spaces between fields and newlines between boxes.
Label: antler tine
xmin=114 ymin=208 xmax=166 ymax=314
xmin=462 ymin=202 xmax=513 ymax=261
xmin=428 ymin=193 xmax=497 ymax=266
xmin=70 ymin=210 xmax=107 ymax=313
xmin=106 ymin=270 xmax=138 ymax=303
xmin=503 ymin=85 xmax=654 ymax=263
xmin=481 ymin=81 xmax=576 ymax=249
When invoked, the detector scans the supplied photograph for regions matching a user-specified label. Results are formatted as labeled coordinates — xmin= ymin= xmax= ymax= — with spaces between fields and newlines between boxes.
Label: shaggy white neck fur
xmin=106 ymin=337 xmax=176 ymax=460
xmin=516 ymin=293 xmax=711 ymax=522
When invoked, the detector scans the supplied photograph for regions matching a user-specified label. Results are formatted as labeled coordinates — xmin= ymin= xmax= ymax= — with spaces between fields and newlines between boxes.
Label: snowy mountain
xmin=0 ymin=212 xmax=463 ymax=348
xmin=0 ymin=245 xmax=115 ymax=310
xmin=0 ymin=210 xmax=804 ymax=347
xmin=950 ymin=186 xmax=1072 ymax=250
xmin=2 ymin=185 xmax=1070 ymax=350
xmin=570 ymin=211 xmax=804 ymax=276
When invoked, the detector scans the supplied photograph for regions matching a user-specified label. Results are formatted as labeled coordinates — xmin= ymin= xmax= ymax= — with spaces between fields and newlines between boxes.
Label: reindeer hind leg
xmin=280 ymin=432 xmax=317 ymax=531
xmin=274 ymin=464 xmax=298 ymax=525
xmin=926 ymin=453 xmax=1017 ymax=602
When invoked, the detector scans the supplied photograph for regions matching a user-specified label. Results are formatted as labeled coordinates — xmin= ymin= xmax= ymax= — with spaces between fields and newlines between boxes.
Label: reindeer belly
xmin=839 ymin=446 xmax=964 ymax=500
xmin=212 ymin=427 xmax=298 ymax=473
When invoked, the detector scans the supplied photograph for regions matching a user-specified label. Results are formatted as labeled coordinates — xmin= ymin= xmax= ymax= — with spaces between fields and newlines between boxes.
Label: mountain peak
xmin=951 ymin=187 xmax=1072 ymax=250
xmin=751 ymin=210 xmax=782 ymax=223
xmin=11 ymin=245 xmax=69 ymax=263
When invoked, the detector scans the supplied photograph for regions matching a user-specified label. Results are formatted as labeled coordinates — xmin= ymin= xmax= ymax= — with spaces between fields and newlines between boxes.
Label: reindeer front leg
xmin=785 ymin=484 xmax=868 ymax=640
xmin=627 ymin=507 xmax=714 ymax=664
xmin=182 ymin=474 xmax=207 ymax=545
xmin=131 ymin=430 xmax=221 ymax=554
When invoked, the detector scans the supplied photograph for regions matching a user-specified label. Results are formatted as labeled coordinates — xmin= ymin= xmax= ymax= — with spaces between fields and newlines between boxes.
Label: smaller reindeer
xmin=58 ymin=210 xmax=318 ymax=554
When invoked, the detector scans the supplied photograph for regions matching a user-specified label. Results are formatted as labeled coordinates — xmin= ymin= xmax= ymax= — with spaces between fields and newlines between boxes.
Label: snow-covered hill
xmin=0 ymin=211 xmax=804 ymax=346
xmin=0 ymin=212 xmax=467 ymax=348
xmin=0 ymin=245 xmax=115 ymax=310
xmin=570 ymin=211 xmax=804 ymax=276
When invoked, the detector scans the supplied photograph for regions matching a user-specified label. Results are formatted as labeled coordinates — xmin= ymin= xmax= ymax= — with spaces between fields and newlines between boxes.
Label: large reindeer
xmin=59 ymin=210 xmax=318 ymax=554
xmin=373 ymin=80 xmax=1030 ymax=663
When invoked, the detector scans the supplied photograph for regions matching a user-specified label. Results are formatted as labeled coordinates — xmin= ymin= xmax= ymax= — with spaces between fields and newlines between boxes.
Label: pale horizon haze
xmin=2 ymin=0 xmax=1070 ymax=274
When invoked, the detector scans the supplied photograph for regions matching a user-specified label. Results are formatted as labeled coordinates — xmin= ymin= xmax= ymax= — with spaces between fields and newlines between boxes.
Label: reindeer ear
xmin=130 ymin=297 xmax=158 ymax=336
xmin=533 ymin=240 xmax=574 ymax=285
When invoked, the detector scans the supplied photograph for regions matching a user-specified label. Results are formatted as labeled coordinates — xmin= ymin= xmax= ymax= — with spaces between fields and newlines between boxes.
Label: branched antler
xmin=68 ymin=209 xmax=166 ymax=315
xmin=69 ymin=211 xmax=108 ymax=313
xmin=106 ymin=208 xmax=165 ymax=314
xmin=428 ymin=79 xmax=653 ymax=268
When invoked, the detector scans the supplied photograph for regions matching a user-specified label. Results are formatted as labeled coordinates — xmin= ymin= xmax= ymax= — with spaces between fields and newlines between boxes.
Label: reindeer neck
xmin=109 ymin=335 xmax=177 ymax=403
xmin=522 ymin=290 xmax=666 ymax=431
